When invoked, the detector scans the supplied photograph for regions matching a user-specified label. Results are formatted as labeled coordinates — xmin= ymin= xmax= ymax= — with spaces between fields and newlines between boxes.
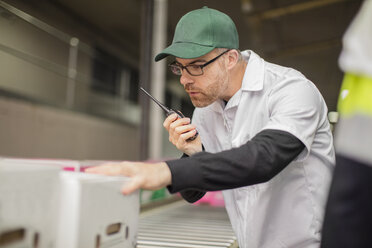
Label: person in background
xmin=321 ymin=0 xmax=372 ymax=247
xmin=87 ymin=7 xmax=335 ymax=248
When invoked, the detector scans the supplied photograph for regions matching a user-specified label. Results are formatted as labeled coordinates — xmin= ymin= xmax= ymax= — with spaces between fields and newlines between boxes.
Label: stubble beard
xmin=187 ymin=71 xmax=229 ymax=108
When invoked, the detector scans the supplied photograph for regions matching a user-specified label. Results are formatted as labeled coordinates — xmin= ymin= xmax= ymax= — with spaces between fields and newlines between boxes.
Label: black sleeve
xmin=177 ymin=149 xmax=206 ymax=203
xmin=166 ymin=129 xmax=305 ymax=193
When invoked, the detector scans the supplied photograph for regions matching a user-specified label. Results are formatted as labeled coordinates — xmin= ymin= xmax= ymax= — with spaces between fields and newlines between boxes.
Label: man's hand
xmin=85 ymin=161 xmax=172 ymax=195
xmin=163 ymin=113 xmax=202 ymax=156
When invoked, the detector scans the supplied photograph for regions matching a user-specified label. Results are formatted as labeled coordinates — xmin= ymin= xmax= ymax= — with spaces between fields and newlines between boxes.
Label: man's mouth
xmin=188 ymin=91 xmax=200 ymax=97
xmin=188 ymin=91 xmax=198 ymax=94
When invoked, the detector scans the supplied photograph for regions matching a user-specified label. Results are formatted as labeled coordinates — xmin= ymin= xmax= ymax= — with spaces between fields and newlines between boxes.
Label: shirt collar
xmin=241 ymin=50 xmax=264 ymax=92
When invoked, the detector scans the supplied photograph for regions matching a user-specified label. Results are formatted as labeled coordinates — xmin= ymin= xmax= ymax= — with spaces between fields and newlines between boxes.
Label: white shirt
xmin=192 ymin=50 xmax=335 ymax=248
xmin=339 ymin=0 xmax=372 ymax=76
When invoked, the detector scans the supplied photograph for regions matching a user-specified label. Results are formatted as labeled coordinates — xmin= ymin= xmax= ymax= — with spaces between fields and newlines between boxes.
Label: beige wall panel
xmin=0 ymin=97 xmax=140 ymax=160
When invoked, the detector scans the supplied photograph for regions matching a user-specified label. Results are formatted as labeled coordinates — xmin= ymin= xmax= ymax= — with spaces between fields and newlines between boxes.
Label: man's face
xmin=175 ymin=50 xmax=230 ymax=108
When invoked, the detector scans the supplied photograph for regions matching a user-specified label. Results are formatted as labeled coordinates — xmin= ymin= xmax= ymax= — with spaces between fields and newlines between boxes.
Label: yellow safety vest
xmin=335 ymin=73 xmax=372 ymax=165
xmin=338 ymin=73 xmax=372 ymax=117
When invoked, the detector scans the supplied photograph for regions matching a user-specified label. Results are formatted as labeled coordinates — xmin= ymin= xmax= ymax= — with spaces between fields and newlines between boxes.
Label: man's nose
xmin=180 ymin=71 xmax=194 ymax=86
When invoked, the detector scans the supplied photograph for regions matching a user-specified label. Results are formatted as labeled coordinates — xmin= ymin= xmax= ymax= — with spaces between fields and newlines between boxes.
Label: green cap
xmin=155 ymin=6 xmax=239 ymax=62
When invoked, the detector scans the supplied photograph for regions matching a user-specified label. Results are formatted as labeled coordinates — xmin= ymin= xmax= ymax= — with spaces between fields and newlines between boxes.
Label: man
xmin=321 ymin=1 xmax=372 ymax=247
xmin=87 ymin=7 xmax=335 ymax=248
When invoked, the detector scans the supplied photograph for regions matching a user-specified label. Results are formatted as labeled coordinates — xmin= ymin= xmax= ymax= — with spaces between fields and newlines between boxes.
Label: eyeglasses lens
xmin=169 ymin=65 xmax=182 ymax=75
xmin=187 ymin=65 xmax=203 ymax=76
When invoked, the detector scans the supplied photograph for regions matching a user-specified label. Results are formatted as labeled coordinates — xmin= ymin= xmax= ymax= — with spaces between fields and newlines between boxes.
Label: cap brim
xmin=155 ymin=42 xmax=215 ymax=62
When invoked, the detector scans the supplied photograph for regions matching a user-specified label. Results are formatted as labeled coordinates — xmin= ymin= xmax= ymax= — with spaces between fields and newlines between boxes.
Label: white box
xmin=0 ymin=162 xmax=61 ymax=248
xmin=0 ymin=157 xmax=81 ymax=172
xmin=56 ymin=172 xmax=139 ymax=248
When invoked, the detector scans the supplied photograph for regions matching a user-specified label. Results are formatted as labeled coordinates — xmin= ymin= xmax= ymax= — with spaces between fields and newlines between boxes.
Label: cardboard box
xmin=56 ymin=172 xmax=139 ymax=248
xmin=0 ymin=162 xmax=61 ymax=248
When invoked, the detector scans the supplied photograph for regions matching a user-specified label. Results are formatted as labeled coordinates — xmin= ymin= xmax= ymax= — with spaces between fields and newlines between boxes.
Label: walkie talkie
xmin=140 ymin=87 xmax=198 ymax=141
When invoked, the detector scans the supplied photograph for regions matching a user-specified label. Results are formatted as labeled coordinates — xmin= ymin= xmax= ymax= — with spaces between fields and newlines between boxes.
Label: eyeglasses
xmin=169 ymin=49 xmax=231 ymax=76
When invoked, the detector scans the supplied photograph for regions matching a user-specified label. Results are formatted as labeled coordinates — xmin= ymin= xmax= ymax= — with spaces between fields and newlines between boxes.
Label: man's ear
xmin=227 ymin=50 xmax=239 ymax=70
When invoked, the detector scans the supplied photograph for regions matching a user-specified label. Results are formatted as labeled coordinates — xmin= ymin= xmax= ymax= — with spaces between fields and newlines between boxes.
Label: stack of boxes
xmin=0 ymin=158 xmax=139 ymax=248
xmin=0 ymin=163 xmax=60 ymax=248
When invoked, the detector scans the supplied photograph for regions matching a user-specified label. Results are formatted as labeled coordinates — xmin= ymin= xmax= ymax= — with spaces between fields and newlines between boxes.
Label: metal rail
xmin=0 ymin=0 xmax=92 ymax=55
xmin=138 ymin=201 xmax=238 ymax=248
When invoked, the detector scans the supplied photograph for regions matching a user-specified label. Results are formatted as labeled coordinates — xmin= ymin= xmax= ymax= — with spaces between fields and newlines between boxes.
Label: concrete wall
xmin=0 ymin=12 xmax=70 ymax=105
xmin=0 ymin=1 xmax=146 ymax=160
xmin=0 ymin=96 xmax=140 ymax=160
xmin=0 ymin=0 xmax=183 ymax=161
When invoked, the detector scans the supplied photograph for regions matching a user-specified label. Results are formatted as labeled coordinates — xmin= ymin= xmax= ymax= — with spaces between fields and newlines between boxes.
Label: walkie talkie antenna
xmin=140 ymin=87 xmax=171 ymax=114
xmin=140 ymin=86 xmax=197 ymax=141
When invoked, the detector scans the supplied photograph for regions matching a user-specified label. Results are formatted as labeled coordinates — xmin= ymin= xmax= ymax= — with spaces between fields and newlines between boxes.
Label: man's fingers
xmin=85 ymin=164 xmax=113 ymax=174
xmin=169 ymin=118 xmax=190 ymax=131
xmin=180 ymin=129 xmax=198 ymax=141
xmin=85 ymin=163 xmax=129 ymax=176
xmin=163 ymin=113 xmax=178 ymax=129
xmin=175 ymin=124 xmax=196 ymax=135
xmin=121 ymin=177 xmax=142 ymax=195
xmin=86 ymin=162 xmax=172 ymax=195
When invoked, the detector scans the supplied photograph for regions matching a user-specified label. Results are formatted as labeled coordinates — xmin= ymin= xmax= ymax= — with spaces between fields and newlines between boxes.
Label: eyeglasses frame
xmin=169 ymin=49 xmax=231 ymax=76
